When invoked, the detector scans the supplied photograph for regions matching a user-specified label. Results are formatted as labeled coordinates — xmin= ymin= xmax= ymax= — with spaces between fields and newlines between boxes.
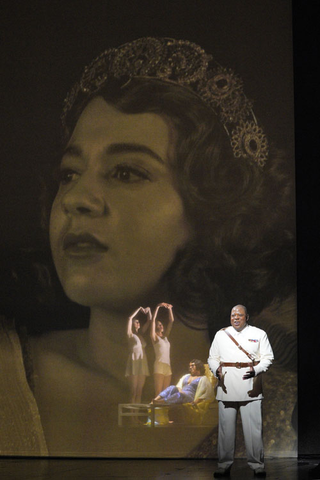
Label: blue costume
xmin=159 ymin=375 xmax=201 ymax=404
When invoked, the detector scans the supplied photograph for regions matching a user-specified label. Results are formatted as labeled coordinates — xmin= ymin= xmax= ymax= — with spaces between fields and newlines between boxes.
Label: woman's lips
xmin=63 ymin=233 xmax=108 ymax=256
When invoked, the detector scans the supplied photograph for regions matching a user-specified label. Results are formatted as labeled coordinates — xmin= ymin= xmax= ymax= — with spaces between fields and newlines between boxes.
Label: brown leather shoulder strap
xmin=221 ymin=328 xmax=254 ymax=361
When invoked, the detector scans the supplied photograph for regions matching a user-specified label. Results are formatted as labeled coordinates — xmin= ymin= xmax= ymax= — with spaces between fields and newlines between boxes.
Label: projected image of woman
xmin=0 ymin=37 xmax=295 ymax=457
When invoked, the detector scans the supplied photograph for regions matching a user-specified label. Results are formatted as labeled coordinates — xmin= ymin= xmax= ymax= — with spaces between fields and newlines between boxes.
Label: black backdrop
xmin=293 ymin=4 xmax=320 ymax=457
xmin=0 ymin=0 xmax=318 ymax=456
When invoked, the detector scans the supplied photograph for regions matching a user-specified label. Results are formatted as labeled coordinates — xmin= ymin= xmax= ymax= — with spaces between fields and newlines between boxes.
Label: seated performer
xmin=151 ymin=359 xmax=214 ymax=405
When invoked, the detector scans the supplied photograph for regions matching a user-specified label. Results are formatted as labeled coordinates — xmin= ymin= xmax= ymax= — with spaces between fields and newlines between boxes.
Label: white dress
xmin=125 ymin=333 xmax=149 ymax=376
xmin=153 ymin=335 xmax=172 ymax=375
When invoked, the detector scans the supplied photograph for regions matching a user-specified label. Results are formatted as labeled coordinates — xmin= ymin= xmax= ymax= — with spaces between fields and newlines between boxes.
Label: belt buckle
xmin=236 ymin=362 xmax=241 ymax=369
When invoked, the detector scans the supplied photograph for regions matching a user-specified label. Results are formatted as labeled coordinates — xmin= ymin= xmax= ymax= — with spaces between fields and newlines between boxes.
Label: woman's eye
xmin=58 ymin=169 xmax=79 ymax=185
xmin=110 ymin=164 xmax=150 ymax=183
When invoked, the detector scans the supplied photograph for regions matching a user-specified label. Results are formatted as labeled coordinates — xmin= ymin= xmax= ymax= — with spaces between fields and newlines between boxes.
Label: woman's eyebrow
xmin=62 ymin=145 xmax=82 ymax=158
xmin=62 ymin=142 xmax=165 ymax=164
xmin=105 ymin=143 xmax=165 ymax=164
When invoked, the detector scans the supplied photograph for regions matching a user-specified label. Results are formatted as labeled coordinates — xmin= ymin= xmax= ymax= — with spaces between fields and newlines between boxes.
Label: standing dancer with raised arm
xmin=150 ymin=303 xmax=174 ymax=397
xmin=126 ymin=306 xmax=152 ymax=404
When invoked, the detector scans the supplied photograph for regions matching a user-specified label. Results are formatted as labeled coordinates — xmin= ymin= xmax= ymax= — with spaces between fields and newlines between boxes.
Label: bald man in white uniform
xmin=208 ymin=305 xmax=274 ymax=478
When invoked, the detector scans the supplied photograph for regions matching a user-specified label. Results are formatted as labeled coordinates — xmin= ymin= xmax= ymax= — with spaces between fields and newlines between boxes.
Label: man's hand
xmin=243 ymin=365 xmax=255 ymax=380
xmin=216 ymin=365 xmax=222 ymax=380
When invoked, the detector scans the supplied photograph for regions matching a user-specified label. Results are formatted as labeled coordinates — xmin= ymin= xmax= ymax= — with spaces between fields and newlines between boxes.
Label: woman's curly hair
xmin=59 ymin=77 xmax=295 ymax=338
xmin=3 ymin=76 xmax=292 ymax=335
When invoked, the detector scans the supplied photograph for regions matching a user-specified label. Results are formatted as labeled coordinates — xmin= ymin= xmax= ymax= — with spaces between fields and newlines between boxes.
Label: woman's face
xmin=50 ymin=97 xmax=191 ymax=310
xmin=156 ymin=321 xmax=164 ymax=334
xmin=133 ymin=319 xmax=140 ymax=332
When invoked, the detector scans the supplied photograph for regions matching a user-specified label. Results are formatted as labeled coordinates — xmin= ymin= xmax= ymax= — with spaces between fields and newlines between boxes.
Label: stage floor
xmin=0 ymin=457 xmax=319 ymax=479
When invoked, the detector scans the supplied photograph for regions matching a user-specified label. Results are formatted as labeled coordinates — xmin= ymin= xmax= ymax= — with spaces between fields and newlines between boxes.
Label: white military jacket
xmin=208 ymin=324 xmax=274 ymax=402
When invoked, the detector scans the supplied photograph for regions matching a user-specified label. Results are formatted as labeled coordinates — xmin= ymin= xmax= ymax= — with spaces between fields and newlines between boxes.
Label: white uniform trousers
xmin=217 ymin=399 xmax=264 ymax=471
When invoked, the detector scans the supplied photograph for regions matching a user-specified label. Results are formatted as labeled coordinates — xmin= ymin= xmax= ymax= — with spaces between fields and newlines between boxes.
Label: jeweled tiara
xmin=61 ymin=37 xmax=268 ymax=167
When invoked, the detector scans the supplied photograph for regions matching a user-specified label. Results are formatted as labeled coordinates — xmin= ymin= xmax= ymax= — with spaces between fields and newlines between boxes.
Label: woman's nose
xmin=61 ymin=176 xmax=108 ymax=217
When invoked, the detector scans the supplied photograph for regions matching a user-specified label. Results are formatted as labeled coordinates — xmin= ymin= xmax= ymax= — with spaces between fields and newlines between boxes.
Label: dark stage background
xmin=293 ymin=4 xmax=320 ymax=458
xmin=0 ymin=0 xmax=318 ymax=457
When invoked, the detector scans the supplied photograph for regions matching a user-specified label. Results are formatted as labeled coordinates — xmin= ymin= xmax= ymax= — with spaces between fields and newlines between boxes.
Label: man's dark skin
xmin=216 ymin=306 xmax=255 ymax=381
